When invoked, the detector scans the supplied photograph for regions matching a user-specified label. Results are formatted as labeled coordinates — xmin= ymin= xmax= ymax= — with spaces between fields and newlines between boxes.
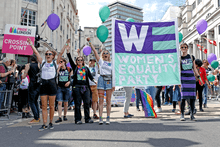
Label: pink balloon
xmin=83 ymin=46 xmax=91 ymax=56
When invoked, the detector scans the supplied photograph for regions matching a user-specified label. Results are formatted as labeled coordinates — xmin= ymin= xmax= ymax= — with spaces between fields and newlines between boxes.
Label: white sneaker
xmin=155 ymin=108 xmax=162 ymax=113
xmin=99 ymin=117 xmax=103 ymax=125
xmin=106 ymin=117 xmax=110 ymax=125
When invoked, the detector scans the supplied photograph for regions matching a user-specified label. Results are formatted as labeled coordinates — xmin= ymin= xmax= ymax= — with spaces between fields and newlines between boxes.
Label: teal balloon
xmin=126 ymin=18 xmax=135 ymax=22
xmin=97 ymin=25 xmax=109 ymax=43
xmin=99 ymin=6 xmax=110 ymax=22
xmin=179 ymin=32 xmax=183 ymax=43
xmin=211 ymin=60 xmax=219 ymax=69
xmin=207 ymin=74 xmax=215 ymax=82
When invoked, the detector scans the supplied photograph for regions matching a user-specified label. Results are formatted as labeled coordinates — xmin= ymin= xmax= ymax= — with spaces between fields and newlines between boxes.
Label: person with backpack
xmin=27 ymin=38 xmax=70 ymax=131
xmin=66 ymin=47 xmax=96 ymax=124
xmin=22 ymin=55 xmax=40 ymax=124
xmin=55 ymin=57 xmax=73 ymax=123
xmin=19 ymin=66 xmax=30 ymax=118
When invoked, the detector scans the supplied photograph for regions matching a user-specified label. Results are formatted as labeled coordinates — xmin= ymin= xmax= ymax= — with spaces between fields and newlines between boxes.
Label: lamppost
xmin=78 ymin=26 xmax=82 ymax=50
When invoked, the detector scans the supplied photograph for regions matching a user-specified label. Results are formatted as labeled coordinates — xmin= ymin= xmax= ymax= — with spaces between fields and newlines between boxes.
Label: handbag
xmin=102 ymin=75 xmax=112 ymax=81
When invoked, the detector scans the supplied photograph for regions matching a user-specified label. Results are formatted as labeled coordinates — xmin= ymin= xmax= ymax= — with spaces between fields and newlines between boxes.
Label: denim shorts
xmin=173 ymin=86 xmax=181 ymax=102
xmin=56 ymin=87 xmax=70 ymax=102
xmin=97 ymin=76 xmax=112 ymax=90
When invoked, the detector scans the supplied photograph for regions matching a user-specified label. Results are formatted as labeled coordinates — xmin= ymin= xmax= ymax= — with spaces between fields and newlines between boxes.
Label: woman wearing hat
xmin=88 ymin=57 xmax=99 ymax=119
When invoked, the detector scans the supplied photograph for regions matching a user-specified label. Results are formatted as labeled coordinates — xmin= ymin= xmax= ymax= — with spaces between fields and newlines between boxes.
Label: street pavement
xmin=0 ymin=100 xmax=220 ymax=147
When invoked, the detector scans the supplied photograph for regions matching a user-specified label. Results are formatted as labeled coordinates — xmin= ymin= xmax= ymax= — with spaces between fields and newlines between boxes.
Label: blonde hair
xmin=101 ymin=50 xmax=111 ymax=62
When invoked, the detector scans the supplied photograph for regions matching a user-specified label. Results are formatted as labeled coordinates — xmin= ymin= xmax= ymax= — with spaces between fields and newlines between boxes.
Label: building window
xmin=219 ymin=0 xmax=220 ymax=7
xmin=219 ymin=26 xmax=220 ymax=35
xmin=75 ymin=41 xmax=77 ymax=50
xmin=21 ymin=8 xmax=36 ymax=26
xmin=23 ymin=0 xmax=38 ymax=4
xmin=197 ymin=0 xmax=202 ymax=5
xmin=192 ymin=2 xmax=196 ymax=10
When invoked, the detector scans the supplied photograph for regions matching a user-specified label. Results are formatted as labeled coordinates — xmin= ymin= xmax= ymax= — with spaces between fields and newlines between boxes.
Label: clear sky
xmin=77 ymin=0 xmax=185 ymax=29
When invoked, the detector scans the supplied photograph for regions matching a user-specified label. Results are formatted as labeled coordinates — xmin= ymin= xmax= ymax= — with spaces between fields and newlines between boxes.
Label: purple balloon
xmin=83 ymin=46 xmax=91 ymax=56
xmin=196 ymin=19 xmax=207 ymax=34
xmin=66 ymin=62 xmax=71 ymax=68
xmin=47 ymin=13 xmax=60 ymax=31
xmin=207 ymin=53 xmax=217 ymax=64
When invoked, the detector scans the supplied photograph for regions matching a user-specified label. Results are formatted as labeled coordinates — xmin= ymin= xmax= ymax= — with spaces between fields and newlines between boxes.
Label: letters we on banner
xmin=112 ymin=19 xmax=181 ymax=87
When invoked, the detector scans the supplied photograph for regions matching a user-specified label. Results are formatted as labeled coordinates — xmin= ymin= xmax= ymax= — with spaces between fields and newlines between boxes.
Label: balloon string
xmin=40 ymin=23 xmax=47 ymax=36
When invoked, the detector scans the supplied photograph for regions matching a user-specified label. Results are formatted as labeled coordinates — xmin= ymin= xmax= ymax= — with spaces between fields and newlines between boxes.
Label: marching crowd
xmin=0 ymin=38 xmax=219 ymax=131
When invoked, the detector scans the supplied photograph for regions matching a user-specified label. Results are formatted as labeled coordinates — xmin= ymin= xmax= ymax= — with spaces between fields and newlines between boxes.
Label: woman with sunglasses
xmin=27 ymin=38 xmax=70 ymax=131
xmin=66 ymin=47 xmax=96 ymax=124
xmin=179 ymin=43 xmax=203 ymax=121
xmin=87 ymin=38 xmax=115 ymax=125
xmin=55 ymin=56 xmax=73 ymax=123
xmin=202 ymin=59 xmax=211 ymax=108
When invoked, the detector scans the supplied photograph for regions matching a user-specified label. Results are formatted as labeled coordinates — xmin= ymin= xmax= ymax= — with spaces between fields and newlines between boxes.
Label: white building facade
xmin=178 ymin=0 xmax=220 ymax=60
xmin=0 ymin=0 xmax=80 ymax=64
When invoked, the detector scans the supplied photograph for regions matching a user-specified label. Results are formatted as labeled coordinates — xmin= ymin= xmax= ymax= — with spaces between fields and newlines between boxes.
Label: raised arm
xmin=22 ymin=63 xmax=30 ymax=79
xmin=57 ymin=39 xmax=70 ymax=63
xmin=66 ymin=47 xmax=76 ymax=70
xmin=87 ymin=38 xmax=100 ymax=62
xmin=27 ymin=38 xmax=43 ymax=64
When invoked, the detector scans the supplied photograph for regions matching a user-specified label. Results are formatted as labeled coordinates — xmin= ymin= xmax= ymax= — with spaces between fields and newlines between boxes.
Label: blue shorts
xmin=56 ymin=87 xmax=70 ymax=102
xmin=97 ymin=76 xmax=112 ymax=90
xmin=173 ymin=86 xmax=181 ymax=102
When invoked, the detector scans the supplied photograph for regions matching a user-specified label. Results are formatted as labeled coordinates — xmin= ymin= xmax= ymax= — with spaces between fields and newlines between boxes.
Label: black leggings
xmin=155 ymin=86 xmax=162 ymax=107
xmin=196 ymin=82 xmax=204 ymax=109
xmin=181 ymin=99 xmax=195 ymax=115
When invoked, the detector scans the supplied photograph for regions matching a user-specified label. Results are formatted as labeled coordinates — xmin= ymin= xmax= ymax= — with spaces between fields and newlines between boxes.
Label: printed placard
xmin=112 ymin=19 xmax=181 ymax=86
xmin=2 ymin=24 xmax=36 ymax=55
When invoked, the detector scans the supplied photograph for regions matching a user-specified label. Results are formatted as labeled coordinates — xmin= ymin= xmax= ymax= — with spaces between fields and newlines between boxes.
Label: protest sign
xmin=112 ymin=19 xmax=181 ymax=86
xmin=2 ymin=24 xmax=36 ymax=55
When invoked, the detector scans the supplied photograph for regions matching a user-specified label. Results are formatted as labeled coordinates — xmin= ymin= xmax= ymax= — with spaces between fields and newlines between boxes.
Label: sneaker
xmin=93 ymin=114 xmax=99 ymax=119
xmin=85 ymin=119 xmax=94 ymax=123
xmin=22 ymin=113 xmax=26 ymax=119
xmin=39 ymin=125 xmax=48 ymax=131
xmin=190 ymin=115 xmax=197 ymax=121
xmin=48 ymin=123 xmax=54 ymax=129
xmin=180 ymin=115 xmax=185 ymax=121
xmin=99 ymin=117 xmax=103 ymax=125
xmin=155 ymin=108 xmax=162 ymax=113
xmin=63 ymin=116 xmax=68 ymax=121
xmin=28 ymin=119 xmax=40 ymax=124
xmin=55 ymin=117 xmax=62 ymax=123
xmin=169 ymin=103 xmax=172 ymax=105
xmin=200 ymin=108 xmax=204 ymax=112
xmin=26 ymin=112 xmax=33 ymax=118
xmin=76 ymin=121 xmax=82 ymax=125
xmin=172 ymin=109 xmax=176 ymax=112
xmin=106 ymin=116 xmax=110 ymax=125
xmin=128 ymin=114 xmax=134 ymax=117
xmin=137 ymin=108 xmax=141 ymax=111
xmin=204 ymin=104 xmax=208 ymax=108
xmin=124 ymin=115 xmax=131 ymax=118
xmin=164 ymin=102 xmax=168 ymax=105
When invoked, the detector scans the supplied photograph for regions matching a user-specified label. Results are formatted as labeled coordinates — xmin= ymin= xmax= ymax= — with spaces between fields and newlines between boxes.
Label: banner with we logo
xmin=112 ymin=19 xmax=181 ymax=87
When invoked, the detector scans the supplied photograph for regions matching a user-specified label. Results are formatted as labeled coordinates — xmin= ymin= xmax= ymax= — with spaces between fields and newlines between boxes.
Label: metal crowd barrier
xmin=0 ymin=82 xmax=15 ymax=120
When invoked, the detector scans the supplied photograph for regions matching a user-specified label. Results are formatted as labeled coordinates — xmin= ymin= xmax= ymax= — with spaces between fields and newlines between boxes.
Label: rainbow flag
xmin=139 ymin=89 xmax=157 ymax=118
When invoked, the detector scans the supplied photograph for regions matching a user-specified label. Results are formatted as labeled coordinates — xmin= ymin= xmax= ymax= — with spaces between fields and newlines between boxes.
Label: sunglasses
xmin=77 ymin=60 xmax=83 ymax=62
xmin=45 ymin=53 xmax=53 ymax=56
xmin=60 ymin=61 xmax=63 ymax=63
xmin=181 ymin=47 xmax=188 ymax=49
xmin=103 ymin=52 xmax=109 ymax=55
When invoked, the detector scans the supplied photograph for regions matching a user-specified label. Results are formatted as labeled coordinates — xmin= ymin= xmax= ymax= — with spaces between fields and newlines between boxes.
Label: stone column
xmin=207 ymin=31 xmax=212 ymax=55
xmin=193 ymin=40 xmax=197 ymax=59
xmin=214 ymin=26 xmax=219 ymax=59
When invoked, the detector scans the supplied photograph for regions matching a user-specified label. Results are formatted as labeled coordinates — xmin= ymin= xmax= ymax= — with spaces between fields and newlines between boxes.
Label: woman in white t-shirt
xmin=87 ymin=38 xmax=115 ymax=125
xmin=27 ymin=38 xmax=70 ymax=131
